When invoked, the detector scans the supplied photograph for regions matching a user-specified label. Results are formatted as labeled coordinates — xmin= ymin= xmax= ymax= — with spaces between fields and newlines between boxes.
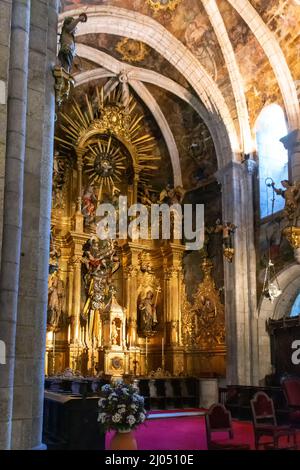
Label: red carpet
xmin=106 ymin=415 xmax=300 ymax=450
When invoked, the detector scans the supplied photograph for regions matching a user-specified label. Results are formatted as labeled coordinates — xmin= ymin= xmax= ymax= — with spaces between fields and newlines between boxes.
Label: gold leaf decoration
xmin=147 ymin=0 xmax=182 ymax=12
xmin=116 ymin=38 xmax=148 ymax=63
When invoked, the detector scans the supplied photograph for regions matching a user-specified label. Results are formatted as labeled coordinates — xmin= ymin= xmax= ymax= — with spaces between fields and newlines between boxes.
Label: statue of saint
xmin=138 ymin=290 xmax=158 ymax=334
xmin=49 ymin=232 xmax=61 ymax=274
xmin=58 ymin=13 xmax=87 ymax=73
xmin=81 ymin=237 xmax=120 ymax=340
xmin=48 ymin=270 xmax=65 ymax=329
xmin=111 ymin=320 xmax=120 ymax=346
xmin=271 ymin=180 xmax=300 ymax=222
xmin=199 ymin=294 xmax=217 ymax=319
xmin=82 ymin=185 xmax=97 ymax=227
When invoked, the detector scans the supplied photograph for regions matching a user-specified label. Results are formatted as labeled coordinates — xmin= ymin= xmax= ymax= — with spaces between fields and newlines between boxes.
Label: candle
xmin=67 ymin=324 xmax=71 ymax=343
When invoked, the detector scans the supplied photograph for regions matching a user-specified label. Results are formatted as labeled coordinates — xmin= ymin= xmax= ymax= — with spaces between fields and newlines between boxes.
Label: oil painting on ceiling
xmin=60 ymin=0 xmax=300 ymax=130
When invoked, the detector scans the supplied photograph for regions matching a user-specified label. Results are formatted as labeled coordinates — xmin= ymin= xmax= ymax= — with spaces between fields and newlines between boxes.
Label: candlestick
xmin=134 ymin=349 xmax=137 ymax=376
xmin=161 ymin=337 xmax=165 ymax=370
xmin=52 ymin=331 xmax=56 ymax=375
xmin=145 ymin=337 xmax=148 ymax=375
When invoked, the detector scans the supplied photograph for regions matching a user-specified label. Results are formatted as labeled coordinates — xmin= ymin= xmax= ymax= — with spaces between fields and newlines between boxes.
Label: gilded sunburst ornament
xmin=147 ymin=0 xmax=182 ymax=12
xmin=116 ymin=38 xmax=148 ymax=63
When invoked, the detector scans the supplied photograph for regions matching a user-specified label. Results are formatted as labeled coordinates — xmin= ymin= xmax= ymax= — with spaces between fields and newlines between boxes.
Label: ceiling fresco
xmin=60 ymin=0 xmax=300 ymax=177
xmin=76 ymin=33 xmax=192 ymax=90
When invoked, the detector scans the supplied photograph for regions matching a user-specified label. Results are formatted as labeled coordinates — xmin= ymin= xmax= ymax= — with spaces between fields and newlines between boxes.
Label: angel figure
xmin=139 ymin=186 xmax=155 ymax=207
xmin=158 ymin=185 xmax=186 ymax=206
xmin=271 ymin=180 xmax=300 ymax=223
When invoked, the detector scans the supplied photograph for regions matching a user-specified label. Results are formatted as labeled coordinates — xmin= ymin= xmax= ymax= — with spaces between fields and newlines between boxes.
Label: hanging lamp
xmin=262 ymin=178 xmax=282 ymax=303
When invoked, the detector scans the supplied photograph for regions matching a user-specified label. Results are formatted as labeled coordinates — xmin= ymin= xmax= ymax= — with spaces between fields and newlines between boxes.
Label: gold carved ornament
xmin=53 ymin=67 xmax=74 ymax=108
xmin=283 ymin=226 xmax=300 ymax=249
xmin=116 ymin=38 xmax=149 ymax=63
xmin=147 ymin=0 xmax=182 ymax=12
xmin=181 ymin=258 xmax=225 ymax=349
xmin=55 ymin=85 xmax=160 ymax=195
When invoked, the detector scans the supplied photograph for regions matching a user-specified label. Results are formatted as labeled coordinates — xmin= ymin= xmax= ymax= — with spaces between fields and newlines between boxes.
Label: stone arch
xmin=59 ymin=5 xmax=241 ymax=169
xmin=202 ymin=0 xmax=253 ymax=154
xmin=257 ymin=263 xmax=300 ymax=381
xmin=228 ymin=0 xmax=300 ymax=131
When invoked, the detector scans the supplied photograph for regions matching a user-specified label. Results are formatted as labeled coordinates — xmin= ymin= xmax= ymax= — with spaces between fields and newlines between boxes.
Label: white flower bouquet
xmin=98 ymin=382 xmax=147 ymax=432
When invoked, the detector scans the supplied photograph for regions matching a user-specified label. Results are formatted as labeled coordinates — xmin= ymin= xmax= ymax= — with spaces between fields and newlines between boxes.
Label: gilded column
xmin=69 ymin=240 xmax=84 ymax=371
xmin=75 ymin=149 xmax=84 ymax=232
xmin=133 ymin=173 xmax=139 ymax=205
xmin=123 ymin=243 xmax=141 ymax=347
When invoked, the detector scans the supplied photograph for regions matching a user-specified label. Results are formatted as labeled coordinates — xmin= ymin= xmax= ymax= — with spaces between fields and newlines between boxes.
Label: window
xmin=256 ymin=104 xmax=288 ymax=218
xmin=290 ymin=293 xmax=300 ymax=317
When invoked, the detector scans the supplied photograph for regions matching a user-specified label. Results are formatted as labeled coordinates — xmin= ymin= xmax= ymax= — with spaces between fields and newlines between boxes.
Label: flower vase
xmin=110 ymin=429 xmax=137 ymax=450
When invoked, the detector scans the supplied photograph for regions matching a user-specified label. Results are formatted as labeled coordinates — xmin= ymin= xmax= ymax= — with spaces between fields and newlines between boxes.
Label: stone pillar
xmin=216 ymin=160 xmax=258 ymax=385
xmin=0 ymin=0 xmax=12 ymax=260
xmin=281 ymin=129 xmax=300 ymax=183
xmin=11 ymin=0 xmax=59 ymax=450
xmin=0 ymin=0 xmax=30 ymax=450
xmin=243 ymin=158 xmax=259 ymax=385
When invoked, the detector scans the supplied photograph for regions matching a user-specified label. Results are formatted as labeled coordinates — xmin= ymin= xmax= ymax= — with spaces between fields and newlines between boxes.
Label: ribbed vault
xmin=59 ymin=1 xmax=300 ymax=179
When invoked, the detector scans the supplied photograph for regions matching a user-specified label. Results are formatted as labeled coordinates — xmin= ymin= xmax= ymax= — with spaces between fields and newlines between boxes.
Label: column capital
xmin=243 ymin=157 xmax=257 ymax=175
xmin=280 ymin=129 xmax=300 ymax=152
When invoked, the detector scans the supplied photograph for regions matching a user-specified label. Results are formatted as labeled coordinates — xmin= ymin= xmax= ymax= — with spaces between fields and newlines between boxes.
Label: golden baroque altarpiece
xmin=46 ymin=85 xmax=226 ymax=379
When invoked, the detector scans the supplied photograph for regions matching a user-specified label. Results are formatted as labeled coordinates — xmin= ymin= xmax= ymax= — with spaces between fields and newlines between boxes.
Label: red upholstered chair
xmin=205 ymin=404 xmax=250 ymax=450
xmin=282 ymin=377 xmax=300 ymax=426
xmin=250 ymin=391 xmax=296 ymax=449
